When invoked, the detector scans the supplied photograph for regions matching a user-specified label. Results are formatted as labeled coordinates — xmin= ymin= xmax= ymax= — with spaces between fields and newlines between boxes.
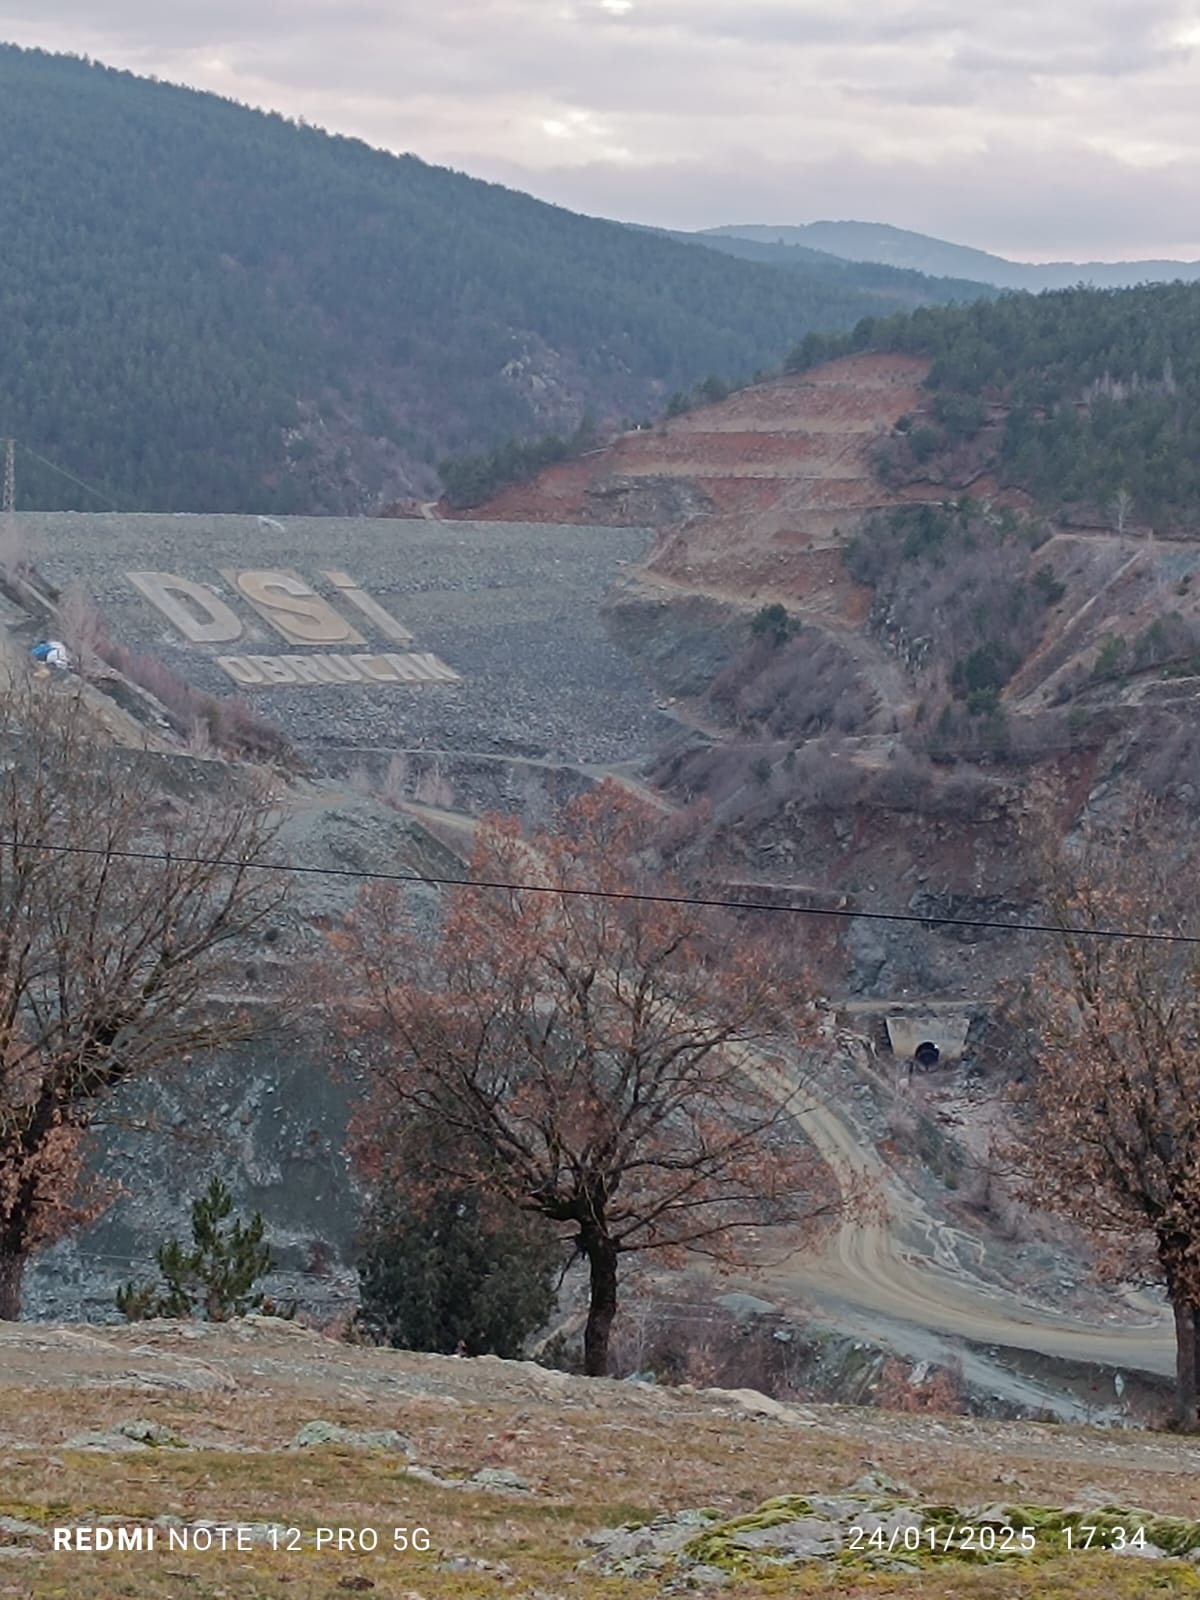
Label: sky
xmin=3 ymin=1 xmax=1200 ymax=260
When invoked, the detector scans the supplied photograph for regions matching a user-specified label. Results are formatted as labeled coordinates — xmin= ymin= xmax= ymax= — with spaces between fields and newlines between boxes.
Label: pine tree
xmin=117 ymin=1178 xmax=273 ymax=1323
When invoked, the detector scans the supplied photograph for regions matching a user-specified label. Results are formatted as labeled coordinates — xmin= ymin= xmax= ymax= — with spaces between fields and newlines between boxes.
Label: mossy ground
xmin=684 ymin=1494 xmax=1200 ymax=1583
xmin=5 ymin=1333 xmax=1200 ymax=1598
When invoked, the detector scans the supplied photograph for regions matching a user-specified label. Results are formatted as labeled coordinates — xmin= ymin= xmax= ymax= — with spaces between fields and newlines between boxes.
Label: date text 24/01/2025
xmin=846 ymin=1523 xmax=1150 ymax=1555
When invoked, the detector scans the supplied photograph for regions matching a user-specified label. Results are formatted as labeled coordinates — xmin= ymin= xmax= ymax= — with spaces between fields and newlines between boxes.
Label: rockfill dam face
xmin=18 ymin=512 xmax=672 ymax=768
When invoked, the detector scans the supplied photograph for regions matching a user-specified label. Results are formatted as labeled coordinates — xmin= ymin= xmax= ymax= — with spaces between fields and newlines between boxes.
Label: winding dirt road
xmin=769 ymin=1077 xmax=1175 ymax=1382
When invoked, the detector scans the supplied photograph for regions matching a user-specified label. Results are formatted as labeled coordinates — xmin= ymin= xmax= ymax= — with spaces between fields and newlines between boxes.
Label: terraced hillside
xmin=392 ymin=354 xmax=1200 ymax=1416
xmin=453 ymin=355 xmax=937 ymax=599
xmin=4 ymin=492 xmax=1192 ymax=1419
xmin=0 ymin=46 xmax=995 ymax=514
xmin=453 ymin=353 xmax=1200 ymax=1011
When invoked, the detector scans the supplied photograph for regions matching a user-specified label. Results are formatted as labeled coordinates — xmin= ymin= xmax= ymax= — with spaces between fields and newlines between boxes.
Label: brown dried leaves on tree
xmin=0 ymin=682 xmax=286 ymax=1317
xmin=329 ymin=782 xmax=841 ymax=1375
xmin=1002 ymin=794 xmax=1200 ymax=1427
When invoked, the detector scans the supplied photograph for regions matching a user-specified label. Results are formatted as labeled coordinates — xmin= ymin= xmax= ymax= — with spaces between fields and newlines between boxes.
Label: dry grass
xmin=7 ymin=1376 xmax=1200 ymax=1600
xmin=5 ymin=1326 xmax=1200 ymax=1597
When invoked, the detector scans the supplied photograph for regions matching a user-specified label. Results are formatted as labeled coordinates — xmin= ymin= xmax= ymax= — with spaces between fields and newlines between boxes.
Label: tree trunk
xmin=580 ymin=1229 xmax=619 ymax=1378
xmin=1172 ymin=1297 xmax=1199 ymax=1431
xmin=0 ymin=1247 xmax=27 ymax=1320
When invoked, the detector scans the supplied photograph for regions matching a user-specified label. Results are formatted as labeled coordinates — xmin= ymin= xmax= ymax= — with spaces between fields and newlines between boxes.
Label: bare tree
xmin=413 ymin=760 xmax=454 ymax=810
xmin=56 ymin=582 xmax=110 ymax=679
xmin=327 ymin=783 xmax=839 ymax=1376
xmin=1109 ymin=487 xmax=1135 ymax=535
xmin=1002 ymin=799 xmax=1200 ymax=1427
xmin=0 ymin=681 xmax=286 ymax=1316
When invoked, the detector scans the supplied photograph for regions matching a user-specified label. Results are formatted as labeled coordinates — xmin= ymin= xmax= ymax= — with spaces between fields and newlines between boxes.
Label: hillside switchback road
xmin=742 ymin=1058 xmax=1176 ymax=1416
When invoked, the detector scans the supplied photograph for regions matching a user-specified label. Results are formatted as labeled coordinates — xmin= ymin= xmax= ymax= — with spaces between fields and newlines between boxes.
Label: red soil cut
xmin=459 ymin=353 xmax=936 ymax=618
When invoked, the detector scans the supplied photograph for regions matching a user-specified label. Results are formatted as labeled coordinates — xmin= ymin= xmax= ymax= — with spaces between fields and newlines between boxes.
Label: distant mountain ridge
xmin=650 ymin=226 xmax=992 ymax=304
xmin=706 ymin=221 xmax=1200 ymax=292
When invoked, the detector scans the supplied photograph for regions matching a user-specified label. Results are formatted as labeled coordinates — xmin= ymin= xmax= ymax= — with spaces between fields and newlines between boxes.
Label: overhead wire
xmin=13 ymin=440 xmax=124 ymax=512
xmin=0 ymin=833 xmax=1196 ymax=946
xmin=0 ymin=445 xmax=1190 ymax=946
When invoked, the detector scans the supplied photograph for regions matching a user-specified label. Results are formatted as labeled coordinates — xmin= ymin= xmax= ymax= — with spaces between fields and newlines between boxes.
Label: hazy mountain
xmin=657 ymin=228 xmax=992 ymax=305
xmin=0 ymin=45 xmax=995 ymax=515
xmin=708 ymin=221 xmax=1200 ymax=293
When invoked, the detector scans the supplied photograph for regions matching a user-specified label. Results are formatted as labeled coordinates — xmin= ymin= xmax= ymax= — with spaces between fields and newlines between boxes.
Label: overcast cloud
xmin=4 ymin=0 xmax=1200 ymax=258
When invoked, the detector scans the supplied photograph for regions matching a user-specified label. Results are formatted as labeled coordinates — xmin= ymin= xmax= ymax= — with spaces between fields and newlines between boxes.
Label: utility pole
xmin=2 ymin=439 xmax=14 ymax=516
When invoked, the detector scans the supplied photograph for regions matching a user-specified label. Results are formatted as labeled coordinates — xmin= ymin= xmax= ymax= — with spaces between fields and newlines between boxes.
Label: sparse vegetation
xmin=875 ymin=1354 xmax=968 ymax=1414
xmin=439 ymin=417 xmax=598 ymax=509
xmin=709 ymin=627 xmax=877 ymax=738
xmin=96 ymin=637 xmax=297 ymax=763
xmin=665 ymin=371 xmax=748 ymax=421
xmin=1092 ymin=633 xmax=1128 ymax=679
xmin=8 ymin=1323 xmax=1200 ymax=1600
xmin=1133 ymin=614 xmax=1200 ymax=676
xmin=845 ymin=498 xmax=1053 ymax=722
xmin=117 ymin=1177 xmax=273 ymax=1322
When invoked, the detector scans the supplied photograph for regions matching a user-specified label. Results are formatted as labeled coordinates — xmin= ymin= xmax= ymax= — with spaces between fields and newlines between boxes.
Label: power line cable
xmin=14 ymin=441 xmax=123 ymax=512
xmin=0 ymin=833 xmax=1196 ymax=946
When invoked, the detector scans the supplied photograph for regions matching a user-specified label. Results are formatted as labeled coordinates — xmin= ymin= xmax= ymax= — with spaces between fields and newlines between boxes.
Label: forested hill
xmin=789 ymin=282 xmax=1200 ymax=529
xmin=0 ymin=46 xmax=986 ymax=515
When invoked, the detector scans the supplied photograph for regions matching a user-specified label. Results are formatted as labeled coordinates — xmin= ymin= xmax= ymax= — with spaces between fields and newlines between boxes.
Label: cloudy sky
xmin=3 ymin=0 xmax=1200 ymax=259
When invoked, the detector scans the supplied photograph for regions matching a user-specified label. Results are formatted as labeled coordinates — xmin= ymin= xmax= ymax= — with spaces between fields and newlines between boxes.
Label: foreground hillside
xmin=4 ymin=1317 xmax=1200 ymax=1598
xmin=0 ymin=46 xmax=988 ymax=516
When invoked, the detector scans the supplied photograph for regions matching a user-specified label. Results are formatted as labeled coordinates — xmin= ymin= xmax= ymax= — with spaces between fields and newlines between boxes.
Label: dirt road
xmin=767 ymin=1076 xmax=1175 ymax=1388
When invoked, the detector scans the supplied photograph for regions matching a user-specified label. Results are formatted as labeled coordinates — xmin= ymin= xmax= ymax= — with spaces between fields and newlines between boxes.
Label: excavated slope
xmin=464 ymin=354 xmax=948 ymax=613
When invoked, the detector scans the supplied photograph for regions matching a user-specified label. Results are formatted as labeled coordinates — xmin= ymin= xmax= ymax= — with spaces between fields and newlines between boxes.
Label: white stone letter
xmin=225 ymin=570 xmax=364 ymax=645
xmin=127 ymin=572 xmax=242 ymax=643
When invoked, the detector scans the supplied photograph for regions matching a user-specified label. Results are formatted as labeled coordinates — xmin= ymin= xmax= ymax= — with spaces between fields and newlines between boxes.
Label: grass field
xmin=4 ymin=1321 xmax=1200 ymax=1597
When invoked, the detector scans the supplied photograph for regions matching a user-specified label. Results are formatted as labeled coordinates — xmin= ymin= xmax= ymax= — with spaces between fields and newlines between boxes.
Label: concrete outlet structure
xmin=884 ymin=1012 xmax=972 ymax=1067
